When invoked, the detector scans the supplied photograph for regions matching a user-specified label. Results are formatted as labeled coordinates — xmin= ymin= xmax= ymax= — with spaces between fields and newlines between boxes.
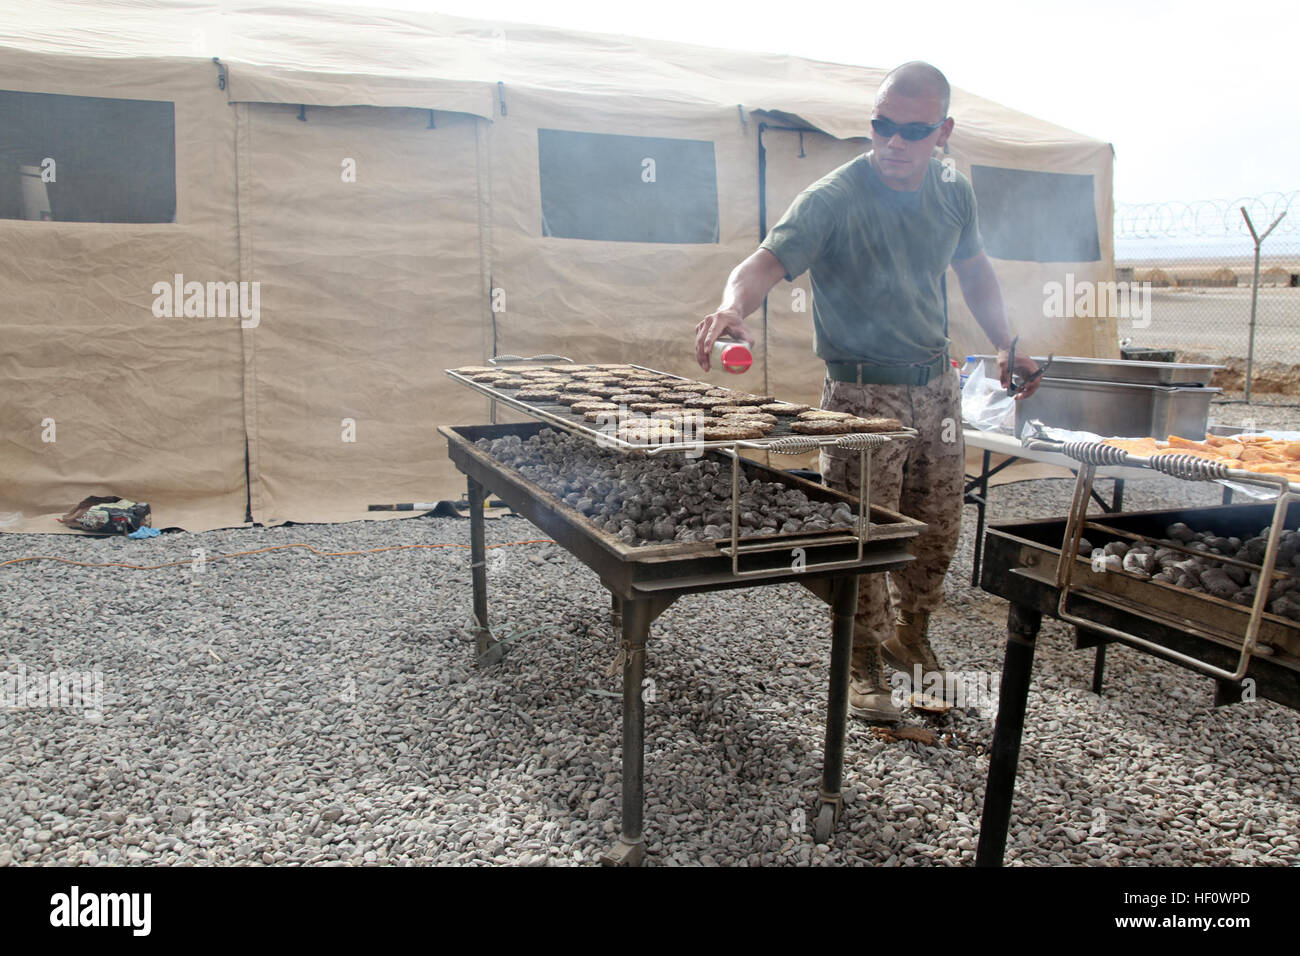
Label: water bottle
xmin=713 ymin=339 xmax=753 ymax=374
xmin=959 ymin=355 xmax=978 ymax=388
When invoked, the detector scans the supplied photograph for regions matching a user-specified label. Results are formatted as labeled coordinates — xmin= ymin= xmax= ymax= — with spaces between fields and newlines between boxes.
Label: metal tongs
xmin=1005 ymin=335 xmax=1052 ymax=396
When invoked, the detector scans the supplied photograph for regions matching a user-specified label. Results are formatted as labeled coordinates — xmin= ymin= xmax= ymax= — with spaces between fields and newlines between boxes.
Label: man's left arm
xmin=951 ymin=251 xmax=1041 ymax=399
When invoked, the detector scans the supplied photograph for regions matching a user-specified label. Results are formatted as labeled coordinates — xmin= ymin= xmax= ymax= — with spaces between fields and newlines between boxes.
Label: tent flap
xmin=226 ymin=62 xmax=497 ymax=118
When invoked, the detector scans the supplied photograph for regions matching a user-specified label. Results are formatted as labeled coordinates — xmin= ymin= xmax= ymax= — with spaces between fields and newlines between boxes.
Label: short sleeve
xmin=759 ymin=188 xmax=837 ymax=281
xmin=952 ymin=180 xmax=984 ymax=261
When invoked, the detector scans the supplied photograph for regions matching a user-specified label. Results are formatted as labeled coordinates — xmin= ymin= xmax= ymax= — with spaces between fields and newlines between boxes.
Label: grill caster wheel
xmin=599 ymin=837 xmax=644 ymax=867
xmin=477 ymin=644 xmax=507 ymax=667
xmin=473 ymin=628 xmax=507 ymax=667
xmin=813 ymin=803 xmax=837 ymax=844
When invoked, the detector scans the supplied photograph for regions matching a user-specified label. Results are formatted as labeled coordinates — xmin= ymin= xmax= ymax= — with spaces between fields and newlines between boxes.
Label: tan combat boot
xmin=880 ymin=608 xmax=943 ymax=676
xmin=849 ymin=637 xmax=902 ymax=723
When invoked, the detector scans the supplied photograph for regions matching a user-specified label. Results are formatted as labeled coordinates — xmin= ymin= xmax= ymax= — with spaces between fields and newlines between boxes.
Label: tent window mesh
xmin=970 ymin=165 xmax=1099 ymax=263
xmin=538 ymin=129 xmax=719 ymax=243
xmin=0 ymin=90 xmax=176 ymax=223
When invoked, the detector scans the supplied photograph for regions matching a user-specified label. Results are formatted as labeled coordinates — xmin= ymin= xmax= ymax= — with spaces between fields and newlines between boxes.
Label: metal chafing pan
xmin=971 ymin=354 xmax=1224 ymax=386
xmin=1013 ymin=378 xmax=1220 ymax=440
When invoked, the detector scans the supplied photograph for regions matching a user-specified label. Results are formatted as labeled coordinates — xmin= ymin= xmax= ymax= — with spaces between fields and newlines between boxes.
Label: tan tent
xmin=1 ymin=1 xmax=1116 ymax=531
xmin=1172 ymin=266 xmax=1238 ymax=287
xmin=1134 ymin=268 xmax=1173 ymax=287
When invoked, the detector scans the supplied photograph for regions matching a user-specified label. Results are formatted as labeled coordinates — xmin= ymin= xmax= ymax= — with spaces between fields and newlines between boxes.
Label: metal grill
xmin=439 ymin=359 xmax=926 ymax=865
xmin=1025 ymin=436 xmax=1300 ymax=682
xmin=975 ymin=436 xmax=1300 ymax=867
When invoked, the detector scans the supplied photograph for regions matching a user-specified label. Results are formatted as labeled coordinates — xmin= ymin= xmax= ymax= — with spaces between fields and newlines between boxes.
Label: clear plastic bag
xmin=961 ymin=361 xmax=1016 ymax=433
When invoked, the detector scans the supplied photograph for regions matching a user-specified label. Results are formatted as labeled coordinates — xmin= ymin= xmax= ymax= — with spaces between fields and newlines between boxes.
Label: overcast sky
xmin=325 ymin=0 xmax=1295 ymax=206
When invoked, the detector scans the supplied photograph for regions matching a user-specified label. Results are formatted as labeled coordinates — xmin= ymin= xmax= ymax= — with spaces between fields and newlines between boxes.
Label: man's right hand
xmin=695 ymin=309 xmax=757 ymax=372
xmin=695 ymin=249 xmax=786 ymax=370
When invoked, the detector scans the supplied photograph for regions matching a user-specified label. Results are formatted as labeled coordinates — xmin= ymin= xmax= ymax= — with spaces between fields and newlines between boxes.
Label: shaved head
xmin=877 ymin=61 xmax=950 ymax=118
xmin=868 ymin=61 xmax=955 ymax=188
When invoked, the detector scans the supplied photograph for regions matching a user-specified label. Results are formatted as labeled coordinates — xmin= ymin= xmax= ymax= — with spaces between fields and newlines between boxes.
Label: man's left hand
xmin=997 ymin=348 xmax=1042 ymax=400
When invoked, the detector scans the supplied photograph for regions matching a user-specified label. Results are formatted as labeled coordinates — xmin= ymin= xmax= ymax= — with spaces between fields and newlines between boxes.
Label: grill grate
xmin=446 ymin=363 xmax=916 ymax=454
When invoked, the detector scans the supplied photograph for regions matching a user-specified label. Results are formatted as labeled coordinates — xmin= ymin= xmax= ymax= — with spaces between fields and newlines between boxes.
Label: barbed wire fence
xmin=1115 ymin=191 xmax=1299 ymax=403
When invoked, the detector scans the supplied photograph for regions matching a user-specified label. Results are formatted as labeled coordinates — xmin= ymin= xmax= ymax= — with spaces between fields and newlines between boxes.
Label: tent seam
xmin=234 ymin=102 xmax=264 ymax=524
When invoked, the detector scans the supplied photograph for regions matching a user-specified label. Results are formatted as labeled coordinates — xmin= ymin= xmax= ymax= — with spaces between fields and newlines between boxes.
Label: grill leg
xmin=976 ymin=602 xmax=1041 ymax=867
xmin=814 ymin=573 xmax=857 ymax=843
xmin=467 ymin=477 xmax=504 ymax=667
xmin=610 ymin=593 xmax=623 ymax=635
xmin=1091 ymin=644 xmax=1107 ymax=695
xmin=601 ymin=597 xmax=649 ymax=866
xmin=969 ymin=449 xmax=992 ymax=587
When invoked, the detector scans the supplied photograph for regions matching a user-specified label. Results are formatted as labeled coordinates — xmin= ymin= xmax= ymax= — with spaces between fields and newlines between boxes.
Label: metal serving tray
xmin=1039 ymin=357 xmax=1223 ymax=386
xmin=1013 ymin=378 xmax=1220 ymax=439
xmin=970 ymin=354 xmax=1223 ymax=386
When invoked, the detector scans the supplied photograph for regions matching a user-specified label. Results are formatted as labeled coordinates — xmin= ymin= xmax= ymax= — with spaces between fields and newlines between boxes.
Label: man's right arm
xmin=694 ymin=248 xmax=787 ymax=371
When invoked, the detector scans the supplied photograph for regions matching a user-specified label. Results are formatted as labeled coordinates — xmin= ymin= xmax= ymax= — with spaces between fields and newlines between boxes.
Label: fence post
xmin=1240 ymin=207 xmax=1286 ymax=403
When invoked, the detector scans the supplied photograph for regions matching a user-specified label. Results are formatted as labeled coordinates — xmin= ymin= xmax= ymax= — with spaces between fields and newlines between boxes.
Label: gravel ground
xmin=2 ymin=402 xmax=1298 ymax=867
xmin=1212 ymin=394 xmax=1300 ymax=415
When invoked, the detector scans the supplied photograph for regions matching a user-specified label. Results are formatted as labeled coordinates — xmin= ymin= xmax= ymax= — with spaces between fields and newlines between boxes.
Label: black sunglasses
xmin=871 ymin=116 xmax=947 ymax=141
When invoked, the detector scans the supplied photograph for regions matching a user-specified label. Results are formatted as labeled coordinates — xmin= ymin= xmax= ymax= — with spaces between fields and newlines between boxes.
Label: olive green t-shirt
xmin=759 ymin=153 xmax=983 ymax=366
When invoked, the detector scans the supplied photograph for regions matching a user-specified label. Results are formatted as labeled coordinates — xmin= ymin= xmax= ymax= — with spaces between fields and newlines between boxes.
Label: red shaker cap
xmin=718 ymin=342 xmax=752 ymax=374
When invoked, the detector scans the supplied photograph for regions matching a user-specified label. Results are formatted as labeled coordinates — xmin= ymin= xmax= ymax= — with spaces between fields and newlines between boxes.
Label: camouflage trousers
xmin=818 ymin=367 xmax=965 ymax=649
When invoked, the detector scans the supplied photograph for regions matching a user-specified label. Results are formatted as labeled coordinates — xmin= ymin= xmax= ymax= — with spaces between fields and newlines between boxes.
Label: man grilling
xmin=695 ymin=61 xmax=1041 ymax=722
